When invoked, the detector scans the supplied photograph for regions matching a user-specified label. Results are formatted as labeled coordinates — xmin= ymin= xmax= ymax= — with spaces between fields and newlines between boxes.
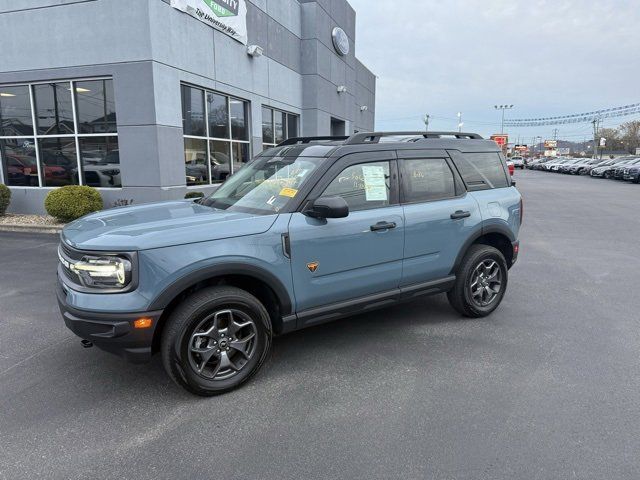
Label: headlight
xmin=70 ymin=255 xmax=132 ymax=289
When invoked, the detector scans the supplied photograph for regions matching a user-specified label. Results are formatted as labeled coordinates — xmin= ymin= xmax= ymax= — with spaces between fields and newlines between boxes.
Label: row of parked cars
xmin=520 ymin=156 xmax=640 ymax=183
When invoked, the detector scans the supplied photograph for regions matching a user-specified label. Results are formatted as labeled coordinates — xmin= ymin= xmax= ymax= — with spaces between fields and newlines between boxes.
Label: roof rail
xmin=277 ymin=136 xmax=349 ymax=146
xmin=344 ymin=131 xmax=483 ymax=145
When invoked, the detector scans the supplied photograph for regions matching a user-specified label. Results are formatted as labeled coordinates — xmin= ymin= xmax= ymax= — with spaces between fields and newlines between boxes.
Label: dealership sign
xmin=171 ymin=0 xmax=248 ymax=45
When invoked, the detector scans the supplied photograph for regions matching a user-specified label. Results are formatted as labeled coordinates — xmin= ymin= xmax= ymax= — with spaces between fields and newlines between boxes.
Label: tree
xmin=618 ymin=121 xmax=640 ymax=153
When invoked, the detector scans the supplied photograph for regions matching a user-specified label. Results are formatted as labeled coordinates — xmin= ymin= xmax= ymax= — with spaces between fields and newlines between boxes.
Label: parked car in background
xmin=528 ymin=158 xmax=551 ymax=170
xmin=566 ymin=158 xmax=604 ymax=175
xmin=591 ymin=157 xmax=638 ymax=178
xmin=623 ymin=163 xmax=640 ymax=183
xmin=511 ymin=157 xmax=525 ymax=169
xmin=547 ymin=158 xmax=571 ymax=172
xmin=613 ymin=158 xmax=640 ymax=180
xmin=557 ymin=159 xmax=583 ymax=173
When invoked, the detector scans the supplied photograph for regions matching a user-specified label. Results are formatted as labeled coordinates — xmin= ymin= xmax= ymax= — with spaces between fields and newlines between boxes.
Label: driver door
xmin=287 ymin=152 xmax=404 ymax=324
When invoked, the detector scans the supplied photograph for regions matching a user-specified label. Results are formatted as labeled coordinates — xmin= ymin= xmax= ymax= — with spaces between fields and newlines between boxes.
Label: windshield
xmin=201 ymin=156 xmax=323 ymax=215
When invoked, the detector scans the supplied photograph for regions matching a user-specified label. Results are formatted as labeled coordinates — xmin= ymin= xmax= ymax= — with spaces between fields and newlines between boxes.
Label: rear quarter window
xmin=451 ymin=152 xmax=509 ymax=190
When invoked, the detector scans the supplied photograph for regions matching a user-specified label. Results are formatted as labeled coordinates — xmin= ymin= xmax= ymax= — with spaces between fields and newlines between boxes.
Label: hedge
xmin=0 ymin=184 xmax=10 ymax=216
xmin=44 ymin=185 xmax=103 ymax=222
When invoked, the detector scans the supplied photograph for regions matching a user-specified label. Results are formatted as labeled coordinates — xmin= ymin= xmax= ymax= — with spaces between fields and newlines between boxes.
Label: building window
xmin=262 ymin=106 xmax=299 ymax=151
xmin=0 ymin=78 xmax=119 ymax=188
xmin=181 ymin=84 xmax=250 ymax=186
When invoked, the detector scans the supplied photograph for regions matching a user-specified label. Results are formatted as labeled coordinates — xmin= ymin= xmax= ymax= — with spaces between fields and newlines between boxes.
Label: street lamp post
xmin=457 ymin=112 xmax=463 ymax=132
xmin=494 ymin=104 xmax=514 ymax=134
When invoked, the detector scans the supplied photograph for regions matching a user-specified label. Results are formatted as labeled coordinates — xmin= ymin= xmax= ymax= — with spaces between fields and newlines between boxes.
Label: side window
xmin=322 ymin=161 xmax=391 ymax=212
xmin=401 ymin=158 xmax=456 ymax=203
xmin=452 ymin=152 xmax=509 ymax=190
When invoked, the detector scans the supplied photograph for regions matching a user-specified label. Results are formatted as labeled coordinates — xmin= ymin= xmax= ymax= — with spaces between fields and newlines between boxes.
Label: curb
xmin=0 ymin=224 xmax=63 ymax=235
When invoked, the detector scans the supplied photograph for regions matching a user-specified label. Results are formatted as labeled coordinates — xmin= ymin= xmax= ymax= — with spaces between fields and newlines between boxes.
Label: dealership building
xmin=0 ymin=0 xmax=376 ymax=213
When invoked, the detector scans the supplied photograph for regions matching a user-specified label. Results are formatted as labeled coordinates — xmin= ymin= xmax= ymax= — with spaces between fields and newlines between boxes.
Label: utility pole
xmin=592 ymin=119 xmax=599 ymax=159
xmin=552 ymin=128 xmax=559 ymax=141
xmin=423 ymin=114 xmax=430 ymax=132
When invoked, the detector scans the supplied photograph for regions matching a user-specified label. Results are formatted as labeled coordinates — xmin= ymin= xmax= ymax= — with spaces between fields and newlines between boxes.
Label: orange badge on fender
xmin=307 ymin=261 xmax=319 ymax=273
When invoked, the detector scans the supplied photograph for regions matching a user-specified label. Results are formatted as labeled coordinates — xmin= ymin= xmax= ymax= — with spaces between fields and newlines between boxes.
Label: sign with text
xmin=171 ymin=0 xmax=248 ymax=45
xmin=490 ymin=134 xmax=509 ymax=148
xmin=544 ymin=140 xmax=557 ymax=149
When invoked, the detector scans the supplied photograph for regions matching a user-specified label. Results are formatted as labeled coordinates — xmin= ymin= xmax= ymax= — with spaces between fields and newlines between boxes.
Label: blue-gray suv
xmin=57 ymin=131 xmax=522 ymax=395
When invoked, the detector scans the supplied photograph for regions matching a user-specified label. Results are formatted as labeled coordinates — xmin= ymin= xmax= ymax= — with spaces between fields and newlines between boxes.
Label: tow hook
xmin=81 ymin=339 xmax=93 ymax=349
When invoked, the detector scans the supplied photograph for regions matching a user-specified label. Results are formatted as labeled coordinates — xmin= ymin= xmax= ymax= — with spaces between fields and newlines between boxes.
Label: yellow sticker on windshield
xmin=279 ymin=187 xmax=298 ymax=198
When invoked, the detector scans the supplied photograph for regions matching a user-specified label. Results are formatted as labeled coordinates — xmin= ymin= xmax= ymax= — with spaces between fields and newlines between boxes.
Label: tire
xmin=161 ymin=286 xmax=272 ymax=396
xmin=447 ymin=244 xmax=508 ymax=318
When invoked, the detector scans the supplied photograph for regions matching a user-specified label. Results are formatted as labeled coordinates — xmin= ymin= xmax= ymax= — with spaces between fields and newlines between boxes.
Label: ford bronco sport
xmin=57 ymin=131 xmax=522 ymax=396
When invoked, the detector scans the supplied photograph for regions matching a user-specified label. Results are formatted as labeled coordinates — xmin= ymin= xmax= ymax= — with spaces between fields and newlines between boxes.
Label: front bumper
xmin=57 ymin=281 xmax=163 ymax=364
xmin=623 ymin=172 xmax=640 ymax=181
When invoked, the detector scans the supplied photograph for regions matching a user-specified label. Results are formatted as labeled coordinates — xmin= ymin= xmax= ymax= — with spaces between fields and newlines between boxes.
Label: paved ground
xmin=1 ymin=170 xmax=639 ymax=479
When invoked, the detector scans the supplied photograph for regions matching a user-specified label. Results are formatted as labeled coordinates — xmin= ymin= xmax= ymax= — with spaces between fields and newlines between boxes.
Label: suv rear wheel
xmin=161 ymin=286 xmax=272 ymax=396
xmin=447 ymin=244 xmax=508 ymax=318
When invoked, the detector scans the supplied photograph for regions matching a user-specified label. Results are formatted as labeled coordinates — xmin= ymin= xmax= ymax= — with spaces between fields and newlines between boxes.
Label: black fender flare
xmin=148 ymin=262 xmax=293 ymax=315
xmin=451 ymin=221 xmax=516 ymax=273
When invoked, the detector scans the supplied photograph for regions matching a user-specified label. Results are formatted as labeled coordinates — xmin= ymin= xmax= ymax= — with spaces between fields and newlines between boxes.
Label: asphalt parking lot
xmin=1 ymin=170 xmax=639 ymax=480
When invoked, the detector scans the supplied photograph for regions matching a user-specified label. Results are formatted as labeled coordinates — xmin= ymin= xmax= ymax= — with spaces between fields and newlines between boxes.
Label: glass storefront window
xmin=0 ymin=78 xmax=120 ymax=188
xmin=184 ymin=138 xmax=209 ymax=186
xmin=210 ymin=140 xmax=231 ymax=184
xmin=180 ymin=84 xmax=250 ymax=186
xmin=0 ymin=86 xmax=33 ymax=136
xmin=207 ymin=92 xmax=229 ymax=139
xmin=182 ymin=86 xmax=206 ymax=137
xmin=274 ymin=111 xmax=285 ymax=145
xmin=79 ymin=136 xmax=120 ymax=188
xmin=0 ymin=139 xmax=38 ymax=186
xmin=33 ymin=83 xmax=74 ymax=135
xmin=75 ymin=79 xmax=117 ymax=134
xmin=38 ymin=137 xmax=77 ymax=187
xmin=232 ymin=142 xmax=250 ymax=170
xmin=261 ymin=107 xmax=274 ymax=144
xmin=230 ymin=99 xmax=248 ymax=141
xmin=261 ymin=106 xmax=299 ymax=150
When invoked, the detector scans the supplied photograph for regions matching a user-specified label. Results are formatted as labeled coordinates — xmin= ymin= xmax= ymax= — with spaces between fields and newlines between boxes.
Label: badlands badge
xmin=306 ymin=261 xmax=319 ymax=273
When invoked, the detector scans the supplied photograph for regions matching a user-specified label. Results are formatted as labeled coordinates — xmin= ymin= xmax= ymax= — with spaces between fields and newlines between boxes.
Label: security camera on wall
xmin=246 ymin=45 xmax=264 ymax=57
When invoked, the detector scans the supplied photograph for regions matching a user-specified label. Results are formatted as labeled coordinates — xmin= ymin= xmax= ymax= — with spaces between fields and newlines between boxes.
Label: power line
xmin=505 ymin=102 xmax=640 ymax=127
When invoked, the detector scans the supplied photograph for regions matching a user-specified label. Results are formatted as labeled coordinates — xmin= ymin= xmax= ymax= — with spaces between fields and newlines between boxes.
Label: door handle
xmin=450 ymin=210 xmax=471 ymax=220
xmin=370 ymin=221 xmax=397 ymax=231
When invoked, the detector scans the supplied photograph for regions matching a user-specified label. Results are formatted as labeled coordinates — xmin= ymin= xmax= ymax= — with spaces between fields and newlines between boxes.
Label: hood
xmin=62 ymin=200 xmax=278 ymax=251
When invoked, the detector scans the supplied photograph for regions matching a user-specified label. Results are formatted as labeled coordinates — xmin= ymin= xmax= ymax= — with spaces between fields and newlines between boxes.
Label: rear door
xmin=288 ymin=151 xmax=404 ymax=314
xmin=398 ymin=149 xmax=481 ymax=286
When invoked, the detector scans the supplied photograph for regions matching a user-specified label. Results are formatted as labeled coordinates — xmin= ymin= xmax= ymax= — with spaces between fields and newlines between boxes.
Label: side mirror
xmin=305 ymin=196 xmax=349 ymax=219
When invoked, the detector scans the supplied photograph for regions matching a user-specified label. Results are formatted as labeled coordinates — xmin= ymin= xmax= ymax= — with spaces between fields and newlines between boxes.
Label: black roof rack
xmin=277 ymin=136 xmax=349 ymax=146
xmin=344 ymin=131 xmax=483 ymax=144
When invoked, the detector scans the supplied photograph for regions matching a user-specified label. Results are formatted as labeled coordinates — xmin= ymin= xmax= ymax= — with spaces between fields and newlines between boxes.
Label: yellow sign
xmin=279 ymin=187 xmax=298 ymax=198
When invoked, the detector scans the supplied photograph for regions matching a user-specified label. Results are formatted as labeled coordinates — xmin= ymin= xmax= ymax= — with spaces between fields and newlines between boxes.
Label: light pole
xmin=494 ymin=104 xmax=514 ymax=134
xmin=423 ymin=114 xmax=430 ymax=132
xmin=457 ymin=112 xmax=463 ymax=132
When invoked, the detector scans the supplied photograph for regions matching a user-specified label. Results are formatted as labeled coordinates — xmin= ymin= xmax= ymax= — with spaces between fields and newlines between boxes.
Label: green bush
xmin=185 ymin=191 xmax=205 ymax=199
xmin=0 ymin=184 xmax=10 ymax=216
xmin=44 ymin=186 xmax=103 ymax=222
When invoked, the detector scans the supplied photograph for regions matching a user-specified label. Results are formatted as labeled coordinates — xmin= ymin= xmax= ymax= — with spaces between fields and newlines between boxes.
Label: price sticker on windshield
xmin=279 ymin=187 xmax=298 ymax=198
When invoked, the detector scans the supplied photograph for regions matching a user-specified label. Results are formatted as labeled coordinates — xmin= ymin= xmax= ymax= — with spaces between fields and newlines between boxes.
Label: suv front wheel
xmin=447 ymin=245 xmax=508 ymax=317
xmin=161 ymin=286 xmax=272 ymax=396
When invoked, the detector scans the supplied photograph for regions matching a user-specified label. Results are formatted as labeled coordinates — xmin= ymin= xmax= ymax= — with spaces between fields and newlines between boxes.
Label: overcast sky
xmin=348 ymin=0 xmax=640 ymax=143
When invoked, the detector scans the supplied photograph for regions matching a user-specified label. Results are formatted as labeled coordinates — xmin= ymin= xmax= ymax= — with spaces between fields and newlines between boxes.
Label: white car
xmin=511 ymin=157 xmax=525 ymax=169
